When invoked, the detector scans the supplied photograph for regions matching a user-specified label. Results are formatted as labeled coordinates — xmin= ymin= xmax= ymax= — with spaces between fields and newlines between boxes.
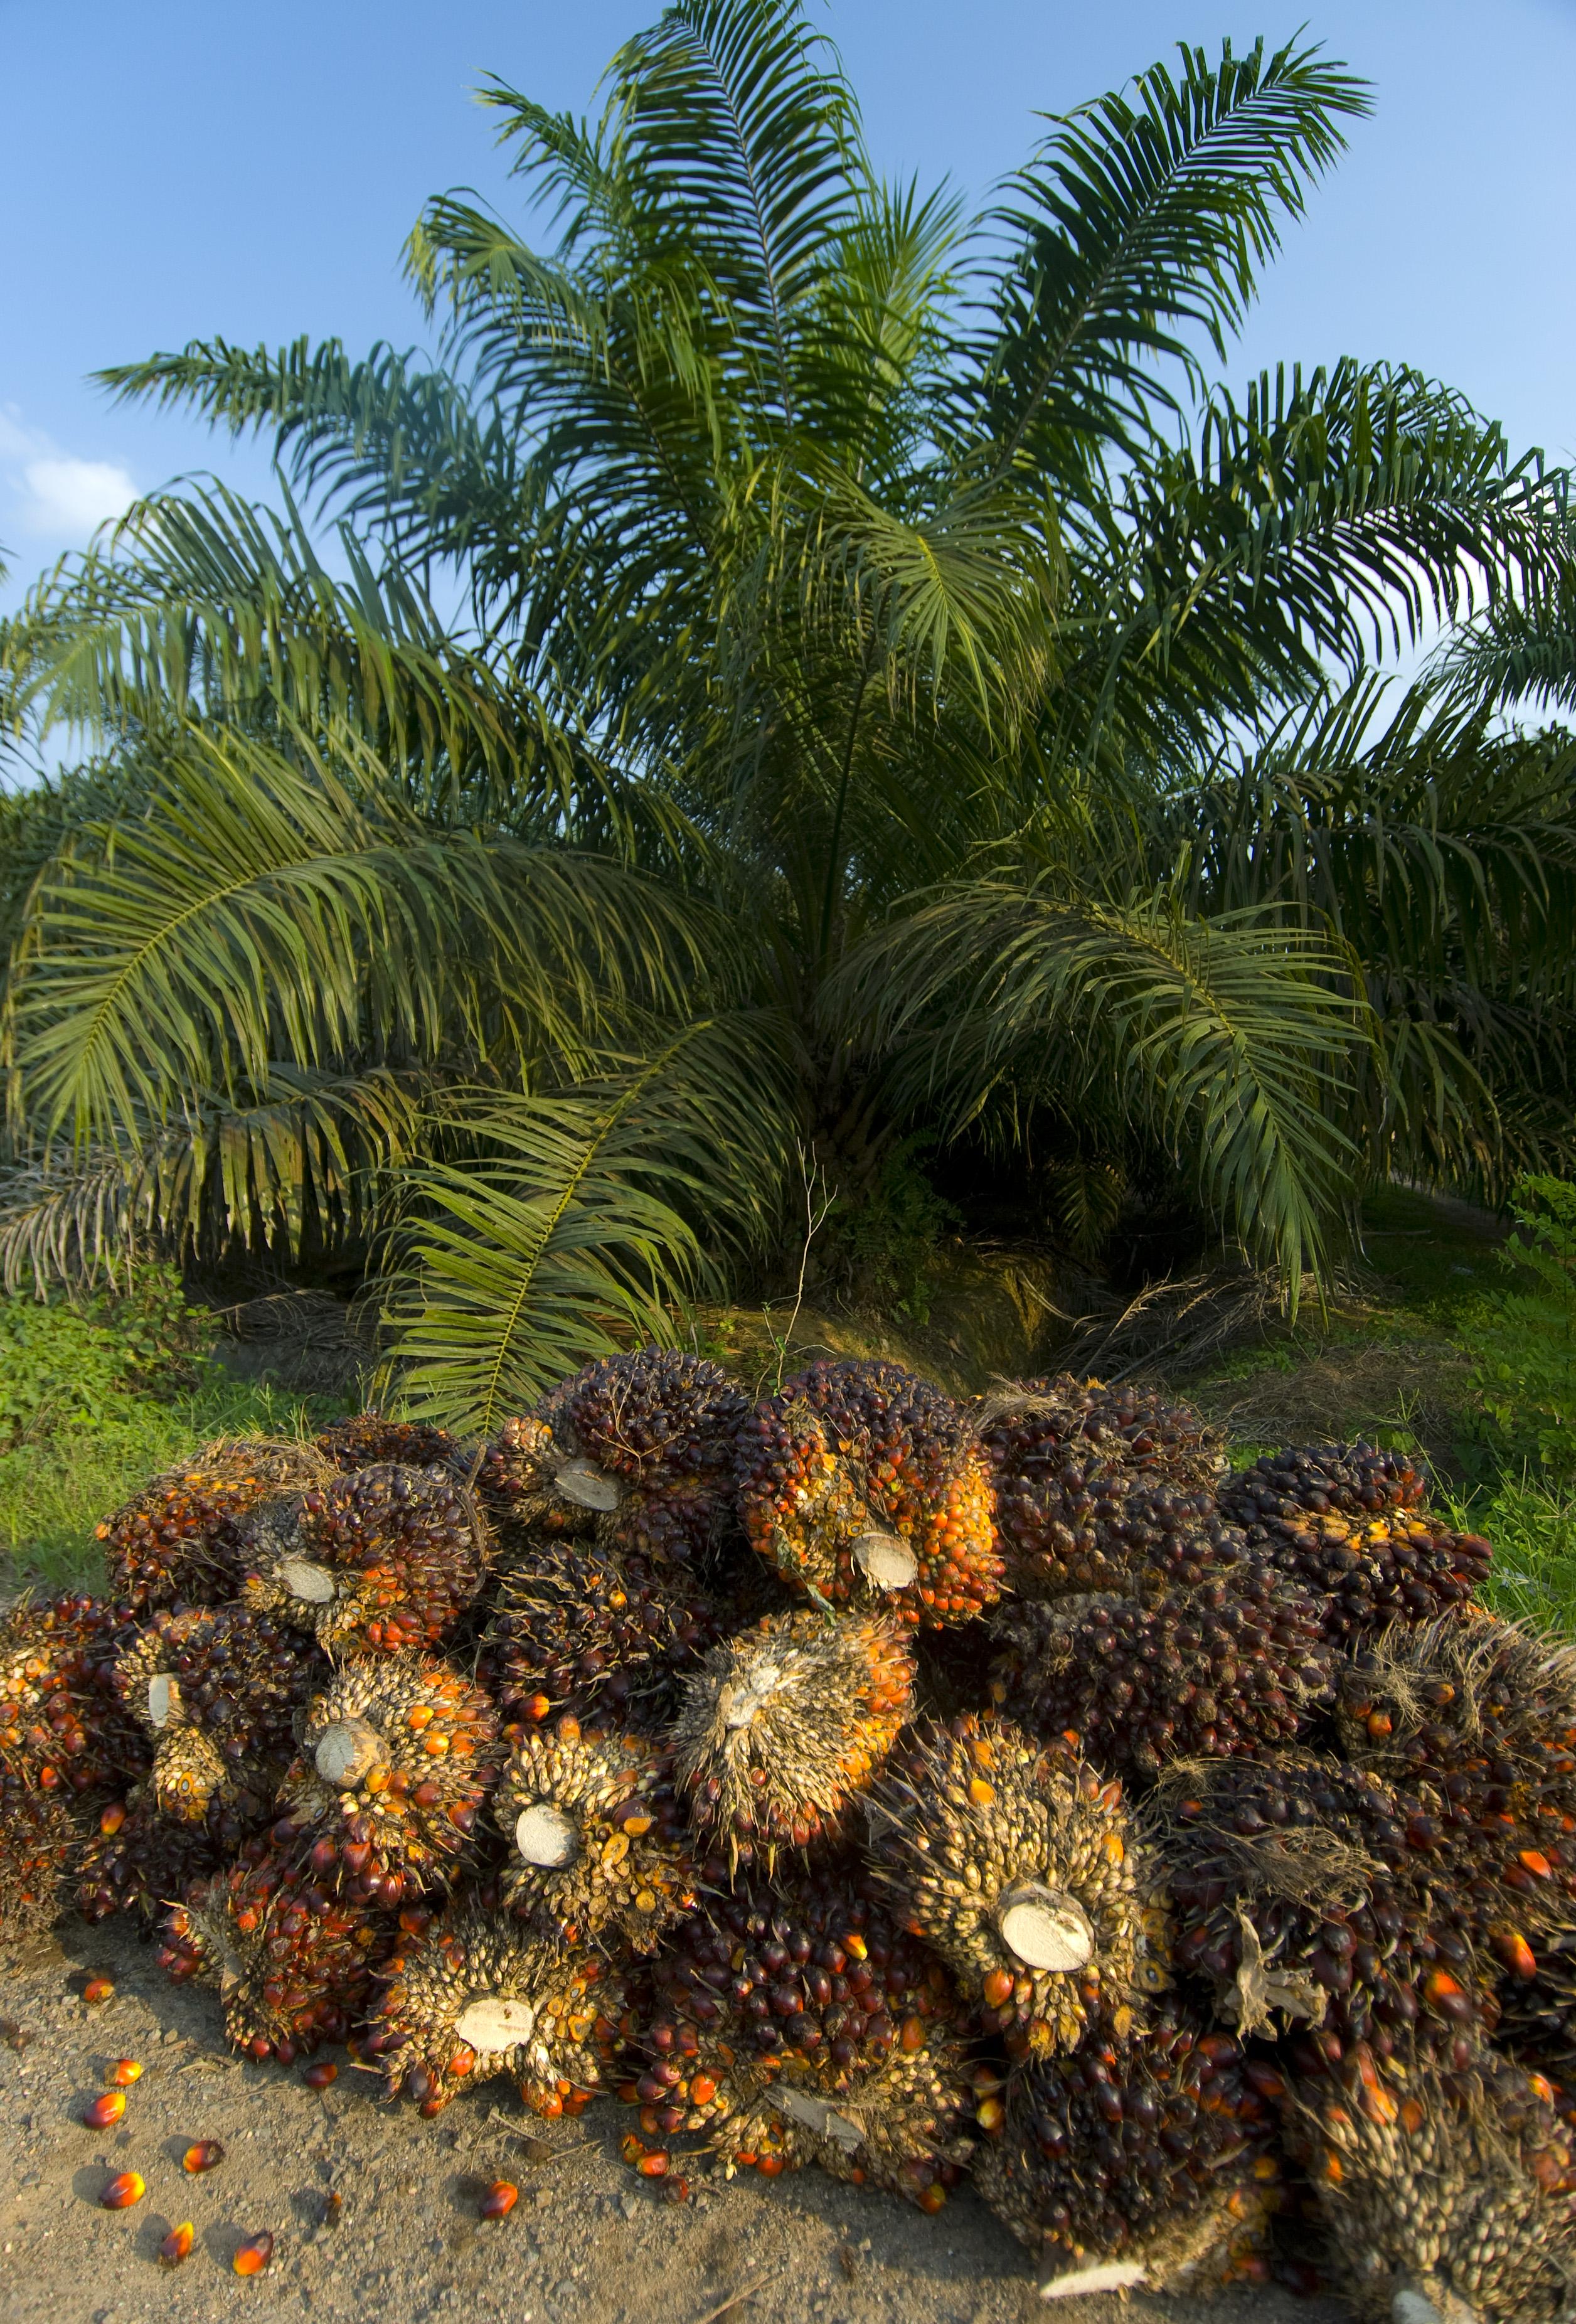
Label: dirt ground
xmin=0 ymin=1917 xmax=1351 ymax=2324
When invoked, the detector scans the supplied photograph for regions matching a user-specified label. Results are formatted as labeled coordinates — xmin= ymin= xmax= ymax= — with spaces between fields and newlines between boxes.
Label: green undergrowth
xmin=0 ymin=1272 xmax=343 ymax=1597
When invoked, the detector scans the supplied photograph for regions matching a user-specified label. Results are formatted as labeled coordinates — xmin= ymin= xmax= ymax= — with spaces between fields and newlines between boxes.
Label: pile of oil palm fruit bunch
xmin=8 ymin=1349 xmax=1576 ymax=2318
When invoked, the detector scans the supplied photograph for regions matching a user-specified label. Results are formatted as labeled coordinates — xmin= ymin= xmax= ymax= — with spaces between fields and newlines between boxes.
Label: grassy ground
xmin=0 ymin=1366 xmax=343 ymax=1599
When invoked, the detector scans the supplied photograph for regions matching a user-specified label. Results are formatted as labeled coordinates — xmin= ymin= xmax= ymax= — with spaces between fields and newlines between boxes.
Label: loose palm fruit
xmin=233 ymin=2234 xmax=274 ymax=2276
xmin=864 ymin=1719 xmax=1158 ymax=2056
xmin=0 ymin=1780 xmax=83 ymax=1943
xmin=365 ymin=1905 xmax=626 ymax=2118
xmin=482 ymin=1535 xmax=718 ymax=1729
xmin=1284 ymin=2036 xmax=1576 ymax=2322
xmin=115 ymin=1602 xmax=326 ymax=1833
xmin=990 ymin=1562 xmax=1331 ymax=1782
xmin=97 ymin=1439 xmax=331 ymax=1613
xmin=974 ymin=2003 xmax=1279 ymax=2296
xmin=479 ymin=2181 xmax=518 ymax=2220
xmin=1220 ymin=1446 xmax=1489 ymax=1644
xmin=1150 ymin=1751 xmax=1490 ymax=2054
xmin=672 ymin=1610 xmax=913 ymax=1870
xmin=277 ymin=1655 xmax=501 ymax=1906
xmin=99 ymin=2172 xmax=144 ymax=2210
xmin=1336 ymin=1615 xmax=1576 ymax=1934
xmin=537 ymin=1349 xmax=750 ymax=1567
xmin=158 ymin=1847 xmax=384 ymax=2061
xmin=0 ymin=1594 xmax=145 ymax=1798
xmin=183 ymin=2141 xmax=225 ymax=2173
xmin=109 ymin=2059 xmax=142 ymax=2084
xmin=314 ymin=1413 xmax=462 ymax=1474
xmin=159 ymin=2223 xmax=194 ymax=2264
xmin=242 ymin=1463 xmax=490 ymax=1655
xmin=974 ymin=1379 xmax=1227 ymax=1600
xmin=497 ymin=1720 xmax=695 ymax=1953
xmin=737 ymin=1360 xmax=1002 ymax=1628
xmin=75 ymin=1788 xmax=223 ymax=1926
xmin=82 ymin=2091 xmax=125 ymax=2128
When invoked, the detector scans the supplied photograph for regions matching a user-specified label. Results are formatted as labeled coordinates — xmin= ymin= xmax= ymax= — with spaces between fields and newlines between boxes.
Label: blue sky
xmin=4 ymin=0 xmax=1576 ymax=604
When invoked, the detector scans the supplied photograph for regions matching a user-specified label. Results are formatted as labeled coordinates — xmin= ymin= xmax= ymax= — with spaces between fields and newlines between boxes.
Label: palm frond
xmin=383 ymin=1015 xmax=798 ymax=1431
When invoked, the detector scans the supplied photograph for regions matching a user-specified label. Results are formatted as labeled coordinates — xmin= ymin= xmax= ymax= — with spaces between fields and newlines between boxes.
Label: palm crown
xmin=4 ymin=0 xmax=1573 ymax=1427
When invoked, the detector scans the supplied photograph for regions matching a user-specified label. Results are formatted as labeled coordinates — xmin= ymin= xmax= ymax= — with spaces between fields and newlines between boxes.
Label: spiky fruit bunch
xmin=314 ymin=1413 xmax=462 ymax=1474
xmin=736 ymin=1360 xmax=1002 ymax=1628
xmin=75 ymin=1789 xmax=222 ymax=1925
xmin=242 ymin=1463 xmax=489 ymax=1653
xmin=630 ymin=1870 xmax=974 ymax=2196
xmin=365 ymin=1906 xmax=627 ymax=2118
xmin=97 ymin=1439 xmax=329 ymax=1613
xmin=0 ymin=1594 xmax=145 ymax=1799
xmin=158 ymin=1845 xmax=385 ymax=2061
xmin=474 ymin=1417 xmax=602 ymax=1544
xmin=1336 ymin=1617 xmax=1576 ymax=1898
xmin=0 ymin=1778 xmax=82 ymax=1943
xmin=976 ymin=1379 xmax=1225 ymax=1598
xmin=624 ymin=2000 xmax=977 ymax=2212
xmin=1151 ymin=1752 xmax=1491 ymax=2054
xmin=974 ymin=2004 xmax=1280 ymax=2295
xmin=538 ymin=1349 xmax=750 ymax=1566
xmin=277 ymin=1656 xmax=502 ymax=1907
xmin=672 ymin=1609 xmax=913 ymax=1868
xmin=114 ymin=1602 xmax=326 ymax=1834
xmin=1221 ymin=1448 xmax=1491 ymax=1644
xmin=990 ymin=1565 xmax=1332 ymax=1783
xmin=496 ymin=1719 xmax=694 ymax=1954
xmin=864 ymin=1719 xmax=1159 ymax=2057
xmin=1284 ymin=2037 xmax=1576 ymax=2323
xmin=482 ymin=1535 xmax=718 ymax=1729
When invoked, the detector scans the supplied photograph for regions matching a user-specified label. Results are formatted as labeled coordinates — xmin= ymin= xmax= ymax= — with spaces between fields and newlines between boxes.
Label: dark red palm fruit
xmin=76 ymin=1788 xmax=224 ymax=1924
xmin=990 ymin=1562 xmax=1332 ymax=1784
xmin=157 ymin=1843 xmax=386 ymax=2059
xmin=481 ymin=1534 xmax=720 ymax=1730
xmin=0 ymin=1594 xmax=147 ymax=1799
xmin=314 ymin=1414 xmax=462 ymax=1474
xmin=114 ymin=1601 xmax=327 ymax=1831
xmin=243 ymin=1463 xmax=490 ymax=1655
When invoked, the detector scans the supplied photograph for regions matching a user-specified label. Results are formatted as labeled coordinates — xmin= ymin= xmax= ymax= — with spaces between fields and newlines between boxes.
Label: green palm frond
xmin=971 ymin=37 xmax=1368 ymax=474
xmin=383 ymin=1015 xmax=797 ymax=1431
xmin=6 ymin=721 xmax=716 ymax=1145
xmin=835 ymin=880 xmax=1368 ymax=1291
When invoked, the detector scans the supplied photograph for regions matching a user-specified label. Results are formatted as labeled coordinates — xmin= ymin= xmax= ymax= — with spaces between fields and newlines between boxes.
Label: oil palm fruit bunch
xmin=990 ymin=1564 xmax=1331 ymax=1783
xmin=276 ymin=1656 xmax=502 ymax=1907
xmin=364 ymin=1903 xmax=627 ymax=2118
xmin=0 ymin=1775 xmax=84 ymax=1943
xmin=975 ymin=1380 xmax=1225 ymax=1599
xmin=1282 ymin=2035 xmax=1576 ymax=2322
xmin=75 ymin=1789 xmax=223 ymax=1926
xmin=97 ymin=1439 xmax=330 ymax=1613
xmin=1335 ymin=1617 xmax=1576 ymax=1906
xmin=974 ymin=2002 xmax=1281 ymax=2298
xmin=671 ymin=1608 xmax=913 ymax=1870
xmin=158 ymin=1842 xmax=385 ymax=2061
xmin=314 ymin=1412 xmax=463 ymax=1473
xmin=0 ymin=1593 xmax=146 ymax=1800
xmin=242 ymin=1462 xmax=490 ymax=1653
xmin=1150 ymin=1752 xmax=1490 ymax=2054
xmin=629 ymin=1868 xmax=973 ymax=2197
xmin=538 ymin=1349 xmax=750 ymax=1567
xmin=736 ymin=1359 xmax=1002 ymax=1628
xmin=496 ymin=1717 xmax=695 ymax=1953
xmin=863 ymin=1718 xmax=1158 ymax=2057
xmin=482 ymin=1533 xmax=718 ymax=1729
xmin=474 ymin=1416 xmax=605 ymax=1544
xmin=115 ymin=1603 xmax=326 ymax=1836
xmin=1220 ymin=1447 xmax=1491 ymax=1644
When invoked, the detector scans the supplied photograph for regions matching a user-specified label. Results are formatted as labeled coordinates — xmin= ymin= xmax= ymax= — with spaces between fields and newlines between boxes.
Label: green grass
xmin=0 ymin=1368 xmax=344 ymax=1598
xmin=1449 ymin=1473 xmax=1576 ymax=1635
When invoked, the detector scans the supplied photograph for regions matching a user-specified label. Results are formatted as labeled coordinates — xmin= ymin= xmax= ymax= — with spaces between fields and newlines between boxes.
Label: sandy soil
xmin=0 ymin=1916 xmax=1350 ymax=2324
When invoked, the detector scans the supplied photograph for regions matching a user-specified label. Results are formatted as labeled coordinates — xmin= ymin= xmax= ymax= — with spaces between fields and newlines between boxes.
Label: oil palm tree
xmin=4 ymin=0 xmax=1572 ymax=1425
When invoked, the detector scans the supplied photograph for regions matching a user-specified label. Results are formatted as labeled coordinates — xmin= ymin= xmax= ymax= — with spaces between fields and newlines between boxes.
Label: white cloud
xmin=0 ymin=405 xmax=137 ymax=545
xmin=17 ymin=454 xmax=137 ymax=536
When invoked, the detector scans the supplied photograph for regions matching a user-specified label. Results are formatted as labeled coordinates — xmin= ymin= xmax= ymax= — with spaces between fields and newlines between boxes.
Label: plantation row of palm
xmin=3 ymin=0 xmax=1575 ymax=1431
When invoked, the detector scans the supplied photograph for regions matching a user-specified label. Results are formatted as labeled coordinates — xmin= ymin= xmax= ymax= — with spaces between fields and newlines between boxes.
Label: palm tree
xmin=4 ymin=0 xmax=1573 ymax=1426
